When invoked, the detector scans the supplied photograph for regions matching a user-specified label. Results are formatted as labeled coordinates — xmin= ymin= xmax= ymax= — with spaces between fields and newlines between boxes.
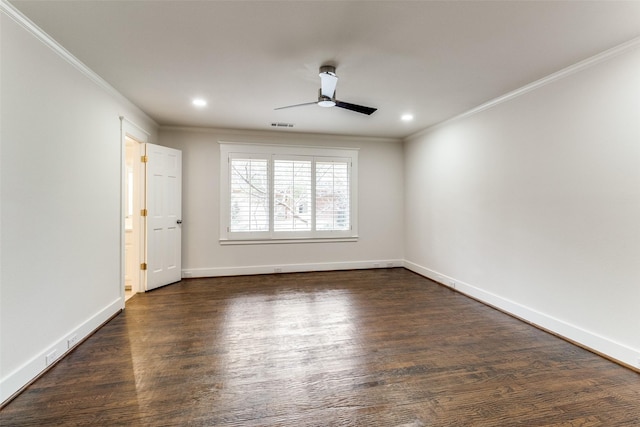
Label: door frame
xmin=120 ymin=116 xmax=150 ymax=308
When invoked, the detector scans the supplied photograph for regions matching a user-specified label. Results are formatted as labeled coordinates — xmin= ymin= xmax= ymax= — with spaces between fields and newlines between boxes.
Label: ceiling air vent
xmin=271 ymin=122 xmax=294 ymax=128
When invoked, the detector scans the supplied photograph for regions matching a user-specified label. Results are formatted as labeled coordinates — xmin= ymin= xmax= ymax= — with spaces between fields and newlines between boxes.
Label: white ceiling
xmin=9 ymin=1 xmax=640 ymax=139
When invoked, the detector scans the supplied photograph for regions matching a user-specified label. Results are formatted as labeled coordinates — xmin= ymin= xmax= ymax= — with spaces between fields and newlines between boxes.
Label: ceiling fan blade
xmin=335 ymin=100 xmax=377 ymax=115
xmin=319 ymin=70 xmax=338 ymax=98
xmin=275 ymin=101 xmax=317 ymax=110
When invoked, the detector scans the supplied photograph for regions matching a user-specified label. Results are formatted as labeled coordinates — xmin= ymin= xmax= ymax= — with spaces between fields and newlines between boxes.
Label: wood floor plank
xmin=1 ymin=269 xmax=639 ymax=426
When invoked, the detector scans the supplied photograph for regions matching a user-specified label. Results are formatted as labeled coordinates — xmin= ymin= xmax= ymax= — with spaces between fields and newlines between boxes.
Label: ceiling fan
xmin=275 ymin=65 xmax=377 ymax=115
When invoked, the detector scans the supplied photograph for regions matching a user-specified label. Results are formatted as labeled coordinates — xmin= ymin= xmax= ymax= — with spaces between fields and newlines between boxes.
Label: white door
xmin=144 ymin=143 xmax=182 ymax=290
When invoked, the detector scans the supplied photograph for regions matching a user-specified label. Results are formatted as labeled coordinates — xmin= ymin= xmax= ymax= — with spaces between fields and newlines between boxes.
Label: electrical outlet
xmin=183 ymin=271 xmax=193 ymax=278
xmin=67 ymin=334 xmax=78 ymax=349
xmin=386 ymin=262 xmax=393 ymax=268
xmin=373 ymin=263 xmax=380 ymax=268
xmin=274 ymin=267 xmax=282 ymax=273
xmin=45 ymin=350 xmax=58 ymax=366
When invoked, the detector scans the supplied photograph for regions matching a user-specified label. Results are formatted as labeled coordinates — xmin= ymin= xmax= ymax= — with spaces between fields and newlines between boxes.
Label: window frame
xmin=220 ymin=142 xmax=358 ymax=244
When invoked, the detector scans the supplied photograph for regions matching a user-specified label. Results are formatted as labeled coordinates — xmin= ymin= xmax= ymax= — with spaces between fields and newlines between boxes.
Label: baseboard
xmin=403 ymin=260 xmax=640 ymax=371
xmin=0 ymin=297 xmax=123 ymax=406
xmin=182 ymin=259 xmax=404 ymax=278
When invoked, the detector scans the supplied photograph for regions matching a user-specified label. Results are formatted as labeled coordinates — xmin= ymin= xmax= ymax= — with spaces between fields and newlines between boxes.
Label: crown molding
xmin=406 ymin=36 xmax=640 ymax=142
xmin=160 ymin=125 xmax=402 ymax=144
xmin=1 ymin=0 xmax=157 ymax=128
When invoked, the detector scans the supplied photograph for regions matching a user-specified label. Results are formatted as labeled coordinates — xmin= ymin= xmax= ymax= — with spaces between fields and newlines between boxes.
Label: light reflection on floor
xmin=218 ymin=289 xmax=366 ymax=412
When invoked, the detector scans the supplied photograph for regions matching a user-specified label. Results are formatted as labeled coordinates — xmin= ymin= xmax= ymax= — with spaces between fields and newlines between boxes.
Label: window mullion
xmin=311 ymin=157 xmax=317 ymax=232
xmin=269 ymin=155 xmax=274 ymax=235
xmin=227 ymin=154 xmax=232 ymax=233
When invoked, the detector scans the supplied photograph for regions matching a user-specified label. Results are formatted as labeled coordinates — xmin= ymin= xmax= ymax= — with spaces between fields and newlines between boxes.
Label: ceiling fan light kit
xmin=317 ymin=93 xmax=336 ymax=108
xmin=276 ymin=65 xmax=377 ymax=115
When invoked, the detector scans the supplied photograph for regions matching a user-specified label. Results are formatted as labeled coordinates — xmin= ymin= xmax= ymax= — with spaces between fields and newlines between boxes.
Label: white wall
xmin=158 ymin=127 xmax=404 ymax=276
xmin=1 ymin=9 xmax=157 ymax=403
xmin=404 ymin=44 xmax=640 ymax=368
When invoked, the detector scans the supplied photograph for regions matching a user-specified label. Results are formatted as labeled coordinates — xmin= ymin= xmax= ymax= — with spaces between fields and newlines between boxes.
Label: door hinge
xmin=140 ymin=208 xmax=148 ymax=217
xmin=141 ymin=155 xmax=148 ymax=163
xmin=140 ymin=263 xmax=147 ymax=271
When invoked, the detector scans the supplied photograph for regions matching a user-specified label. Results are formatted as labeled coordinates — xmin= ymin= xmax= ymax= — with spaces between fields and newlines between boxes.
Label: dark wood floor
xmin=2 ymin=269 xmax=639 ymax=426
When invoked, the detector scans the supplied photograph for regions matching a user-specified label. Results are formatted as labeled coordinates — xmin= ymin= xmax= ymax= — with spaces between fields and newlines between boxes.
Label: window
xmin=229 ymin=157 xmax=269 ymax=233
xmin=220 ymin=143 xmax=358 ymax=243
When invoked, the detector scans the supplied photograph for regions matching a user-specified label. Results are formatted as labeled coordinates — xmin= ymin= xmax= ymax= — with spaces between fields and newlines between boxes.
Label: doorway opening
xmin=124 ymin=136 xmax=143 ymax=302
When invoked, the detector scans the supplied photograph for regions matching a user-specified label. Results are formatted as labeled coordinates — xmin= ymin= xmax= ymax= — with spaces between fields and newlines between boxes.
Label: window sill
xmin=219 ymin=236 xmax=359 ymax=245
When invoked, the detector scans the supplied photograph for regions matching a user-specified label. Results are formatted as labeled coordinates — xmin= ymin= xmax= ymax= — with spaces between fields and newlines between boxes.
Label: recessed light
xmin=192 ymin=98 xmax=207 ymax=107
xmin=401 ymin=113 xmax=414 ymax=122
